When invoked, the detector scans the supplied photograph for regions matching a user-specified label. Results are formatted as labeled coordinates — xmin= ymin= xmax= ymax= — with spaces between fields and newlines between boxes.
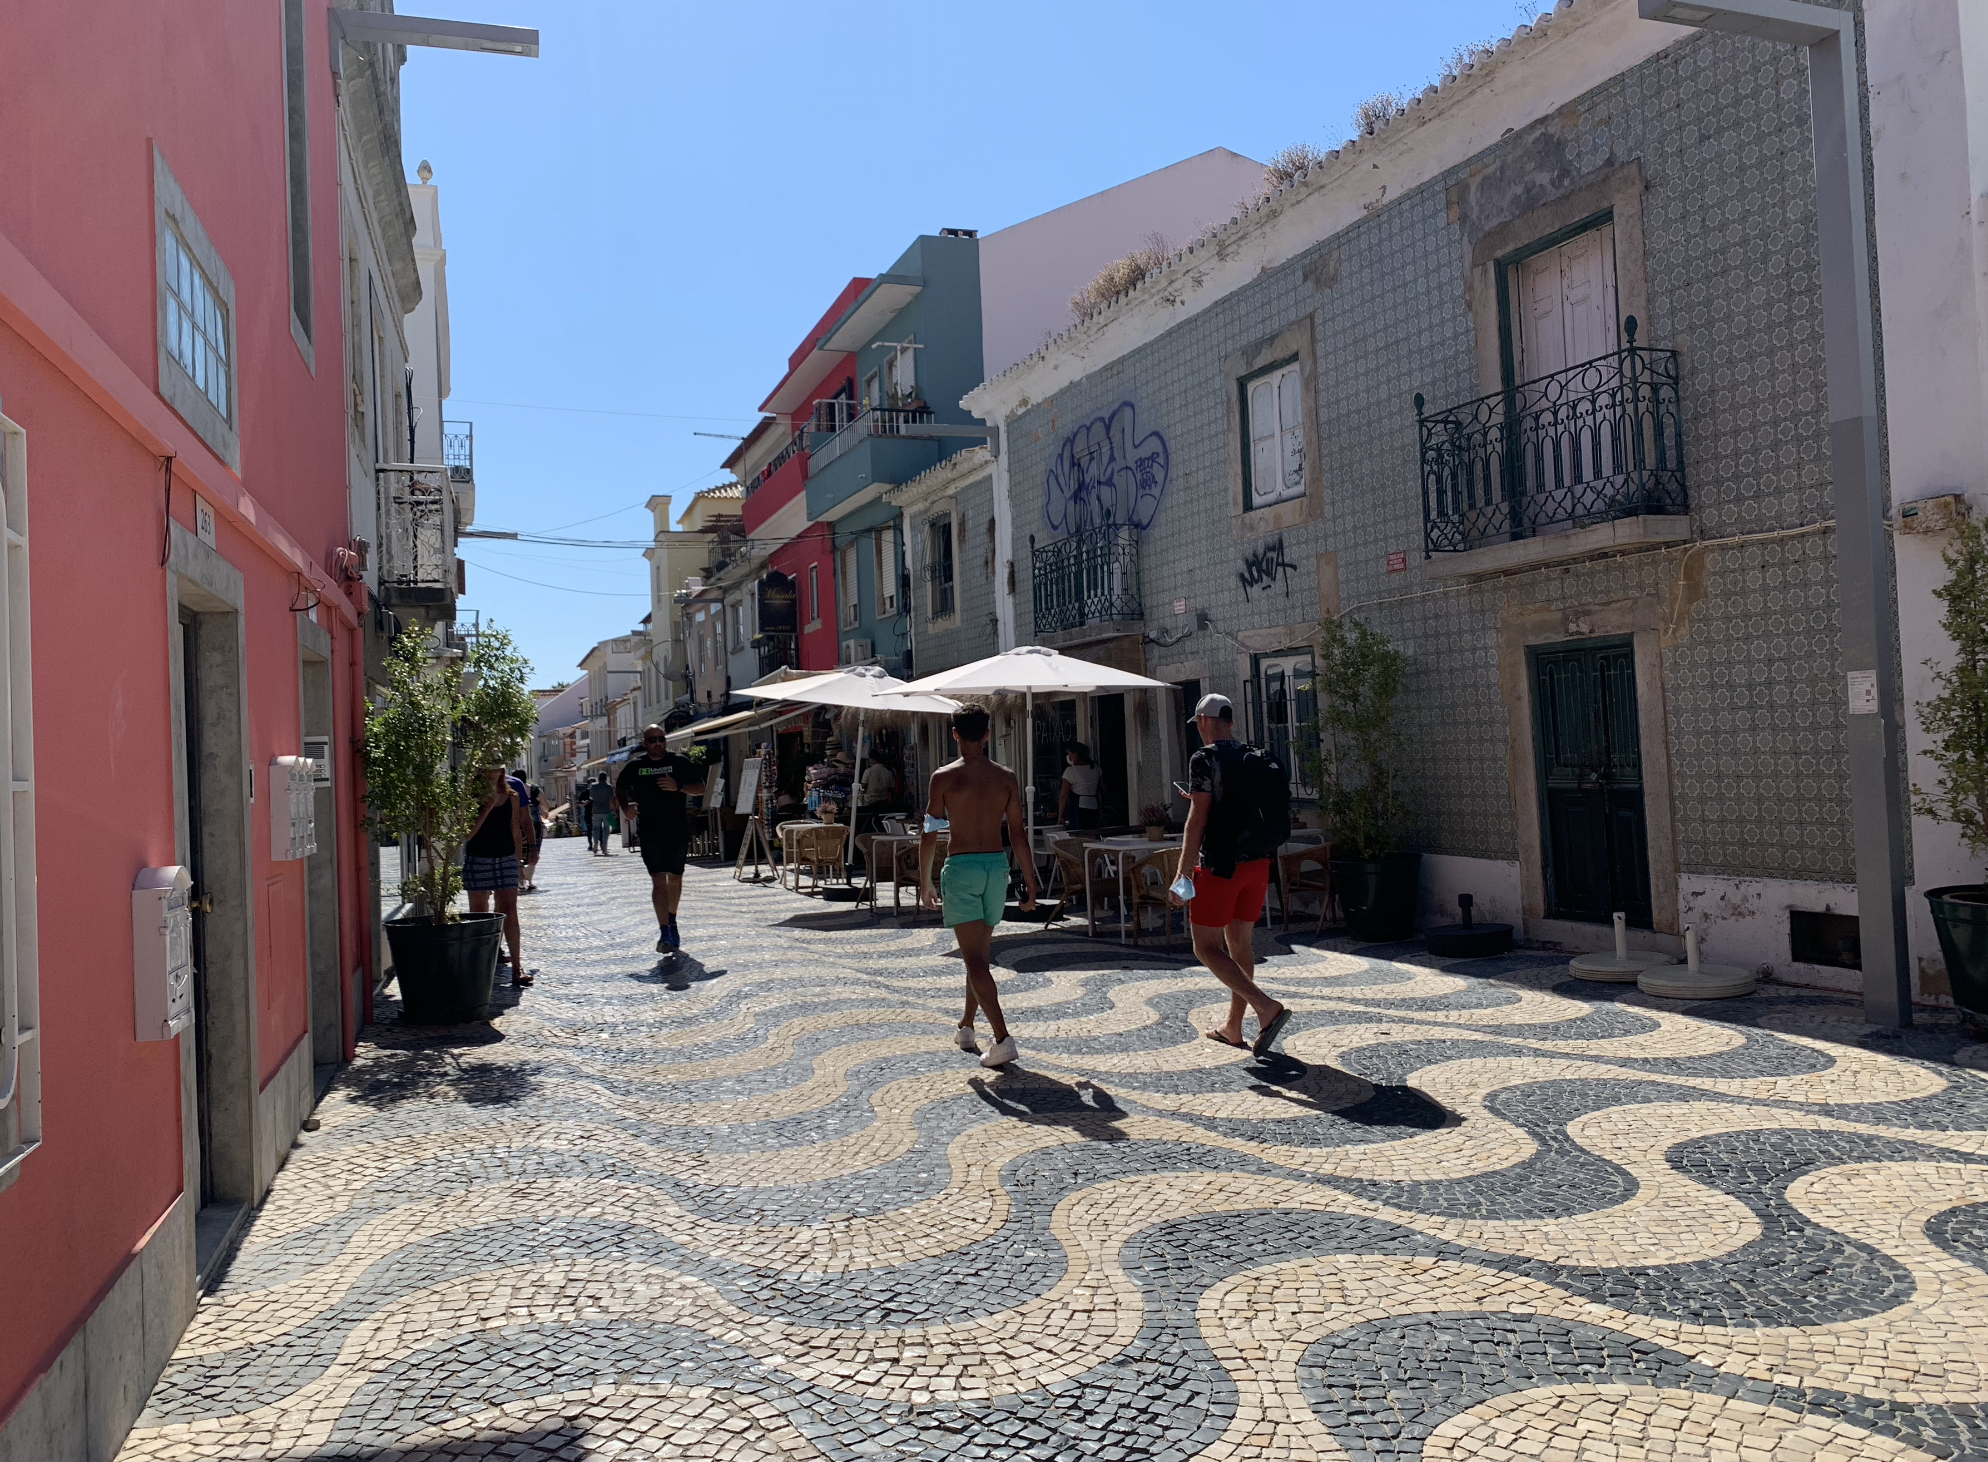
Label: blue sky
xmin=401 ymin=0 xmax=1534 ymax=685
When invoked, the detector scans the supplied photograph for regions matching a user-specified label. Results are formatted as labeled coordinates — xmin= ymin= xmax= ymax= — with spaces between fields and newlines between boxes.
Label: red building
xmin=0 ymin=4 xmax=535 ymax=1454
xmin=738 ymin=279 xmax=870 ymax=673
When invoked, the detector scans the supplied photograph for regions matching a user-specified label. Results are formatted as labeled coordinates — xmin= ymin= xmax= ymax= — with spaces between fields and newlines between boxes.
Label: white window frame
xmin=0 ymin=412 xmax=41 ymax=1190
xmin=153 ymin=146 xmax=240 ymax=469
xmin=875 ymin=526 xmax=897 ymax=615
xmin=885 ymin=338 xmax=916 ymax=402
xmin=1242 ymin=358 xmax=1305 ymax=510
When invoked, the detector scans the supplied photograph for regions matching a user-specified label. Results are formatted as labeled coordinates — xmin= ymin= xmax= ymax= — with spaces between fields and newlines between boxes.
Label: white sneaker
xmin=980 ymin=1035 xmax=1018 ymax=1068
xmin=955 ymin=1024 xmax=979 ymax=1053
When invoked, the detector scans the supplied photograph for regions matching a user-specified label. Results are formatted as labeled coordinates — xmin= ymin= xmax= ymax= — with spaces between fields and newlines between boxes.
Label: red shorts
xmin=1190 ymin=858 xmax=1271 ymax=928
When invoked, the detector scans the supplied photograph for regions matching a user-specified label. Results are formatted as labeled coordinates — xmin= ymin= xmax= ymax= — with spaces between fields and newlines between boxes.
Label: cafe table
xmin=1082 ymin=835 xmax=1184 ymax=942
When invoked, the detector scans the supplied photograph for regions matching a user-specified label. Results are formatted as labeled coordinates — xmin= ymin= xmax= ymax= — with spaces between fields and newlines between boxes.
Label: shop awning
xmin=664 ymin=703 xmax=814 ymax=749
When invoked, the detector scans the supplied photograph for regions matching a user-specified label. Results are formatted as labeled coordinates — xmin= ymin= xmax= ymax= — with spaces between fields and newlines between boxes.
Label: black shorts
xmin=639 ymin=829 xmax=689 ymax=876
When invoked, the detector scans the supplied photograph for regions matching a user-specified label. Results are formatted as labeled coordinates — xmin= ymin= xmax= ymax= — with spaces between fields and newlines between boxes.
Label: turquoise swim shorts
xmin=940 ymin=851 xmax=1009 ymax=928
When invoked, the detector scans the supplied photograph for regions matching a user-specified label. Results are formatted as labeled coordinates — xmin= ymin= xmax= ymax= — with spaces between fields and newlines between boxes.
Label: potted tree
xmin=1303 ymin=614 xmax=1420 ymax=940
xmin=365 ymin=625 xmax=539 ymax=1023
xmin=1916 ymin=514 xmax=1988 ymax=1031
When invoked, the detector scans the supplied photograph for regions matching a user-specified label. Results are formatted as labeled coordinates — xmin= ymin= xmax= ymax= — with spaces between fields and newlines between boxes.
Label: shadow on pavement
xmin=969 ymin=1068 xmax=1129 ymax=1140
xmin=629 ymin=954 xmax=728 ymax=991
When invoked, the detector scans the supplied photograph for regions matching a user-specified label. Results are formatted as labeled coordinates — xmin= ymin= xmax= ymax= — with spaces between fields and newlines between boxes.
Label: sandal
xmin=513 ymin=969 xmax=536 ymax=987
xmin=1251 ymin=1004 xmax=1292 ymax=1057
xmin=1203 ymin=1029 xmax=1248 ymax=1049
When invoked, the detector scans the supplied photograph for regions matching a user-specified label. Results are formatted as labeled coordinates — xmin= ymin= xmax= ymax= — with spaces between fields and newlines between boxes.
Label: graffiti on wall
xmin=1042 ymin=402 xmax=1170 ymax=535
xmin=1237 ymin=534 xmax=1298 ymax=602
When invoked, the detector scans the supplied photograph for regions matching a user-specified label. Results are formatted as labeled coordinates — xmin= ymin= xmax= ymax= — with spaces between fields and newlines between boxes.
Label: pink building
xmin=0 ymin=3 xmax=511 ymax=1454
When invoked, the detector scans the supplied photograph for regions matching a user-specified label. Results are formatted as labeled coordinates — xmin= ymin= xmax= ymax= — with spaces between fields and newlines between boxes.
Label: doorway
xmin=1032 ymin=697 xmax=1077 ymax=827
xmin=1092 ymin=694 xmax=1128 ymax=826
xmin=178 ymin=613 xmax=216 ymax=1207
xmin=1530 ymin=638 xmax=1652 ymax=926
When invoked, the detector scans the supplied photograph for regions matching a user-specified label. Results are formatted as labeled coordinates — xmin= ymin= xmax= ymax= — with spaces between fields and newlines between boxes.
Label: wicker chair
xmin=1277 ymin=842 xmax=1339 ymax=933
xmin=1043 ymin=840 xmax=1115 ymax=929
xmin=1126 ymin=845 xmax=1184 ymax=948
xmin=794 ymin=823 xmax=849 ymax=894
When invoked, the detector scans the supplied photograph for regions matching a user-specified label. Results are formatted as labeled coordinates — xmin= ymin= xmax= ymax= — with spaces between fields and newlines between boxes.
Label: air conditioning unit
xmin=840 ymin=637 xmax=873 ymax=664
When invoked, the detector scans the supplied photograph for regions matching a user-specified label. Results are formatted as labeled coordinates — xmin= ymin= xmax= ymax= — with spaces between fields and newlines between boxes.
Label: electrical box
xmin=133 ymin=866 xmax=195 ymax=1042
xmin=1898 ymin=493 xmax=1968 ymax=535
xmin=270 ymin=755 xmax=317 ymax=860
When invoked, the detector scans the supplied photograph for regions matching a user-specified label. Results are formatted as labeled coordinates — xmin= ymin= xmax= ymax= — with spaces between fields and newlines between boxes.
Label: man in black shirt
xmin=617 ymin=724 xmax=705 ymax=953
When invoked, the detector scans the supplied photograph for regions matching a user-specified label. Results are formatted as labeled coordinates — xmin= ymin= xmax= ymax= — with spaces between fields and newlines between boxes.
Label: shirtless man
xmin=919 ymin=706 xmax=1041 ymax=1068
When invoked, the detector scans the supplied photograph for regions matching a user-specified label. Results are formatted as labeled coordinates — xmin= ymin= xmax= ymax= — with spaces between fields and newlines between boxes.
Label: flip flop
xmin=1251 ymin=1005 xmax=1291 ymax=1057
xmin=1203 ymin=1030 xmax=1248 ymax=1049
xmin=513 ymin=970 xmax=536 ymax=987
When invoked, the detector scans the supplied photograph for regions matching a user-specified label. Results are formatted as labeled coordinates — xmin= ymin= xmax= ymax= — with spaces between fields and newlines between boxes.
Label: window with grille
xmin=1241 ymin=358 xmax=1304 ymax=509
xmin=807 ymin=563 xmax=820 ymax=627
xmin=0 ymin=412 xmax=40 ymax=1190
xmin=927 ymin=515 xmax=954 ymax=619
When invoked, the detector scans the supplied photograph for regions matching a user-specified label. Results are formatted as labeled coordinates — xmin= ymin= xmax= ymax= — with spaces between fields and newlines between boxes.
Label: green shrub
xmin=1915 ymin=516 xmax=1988 ymax=872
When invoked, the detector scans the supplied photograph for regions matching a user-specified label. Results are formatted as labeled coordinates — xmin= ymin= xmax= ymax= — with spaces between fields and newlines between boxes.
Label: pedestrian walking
xmin=617 ymin=724 xmax=706 ymax=954
xmin=1171 ymin=693 xmax=1290 ymax=1055
xmin=1057 ymin=741 xmax=1103 ymax=831
xmin=919 ymin=706 xmax=1041 ymax=1068
xmin=521 ymin=783 xmax=545 ymax=891
xmin=464 ymin=765 xmax=535 ymax=986
xmin=587 ymin=773 xmax=616 ymax=855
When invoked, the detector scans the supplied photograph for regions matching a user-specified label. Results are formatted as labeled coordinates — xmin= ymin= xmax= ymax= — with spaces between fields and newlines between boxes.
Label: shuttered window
xmin=0 ymin=412 xmax=40 ymax=1189
xmin=1242 ymin=359 xmax=1306 ymax=509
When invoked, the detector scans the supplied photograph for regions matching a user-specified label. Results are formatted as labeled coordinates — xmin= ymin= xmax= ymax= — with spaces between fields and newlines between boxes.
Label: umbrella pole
xmin=850 ymin=709 xmax=866 ymax=883
xmin=1025 ymin=688 xmax=1035 ymax=851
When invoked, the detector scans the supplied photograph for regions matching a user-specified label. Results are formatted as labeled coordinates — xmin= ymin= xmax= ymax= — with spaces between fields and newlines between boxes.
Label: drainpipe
xmin=990 ymin=422 xmax=1016 ymax=649
xmin=346 ymin=585 xmax=374 ymax=1048
xmin=1639 ymin=0 xmax=1910 ymax=1025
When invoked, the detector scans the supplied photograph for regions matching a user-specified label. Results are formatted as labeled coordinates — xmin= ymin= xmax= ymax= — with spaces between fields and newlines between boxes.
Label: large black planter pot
xmin=1330 ymin=852 xmax=1424 ymax=942
xmin=386 ymin=913 xmax=503 ymax=1024
xmin=1925 ymin=885 xmax=1988 ymax=1031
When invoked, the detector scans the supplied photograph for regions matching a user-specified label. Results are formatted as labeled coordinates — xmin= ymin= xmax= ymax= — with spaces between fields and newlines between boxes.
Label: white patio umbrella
xmin=740 ymin=665 xmax=961 ymax=837
xmin=885 ymin=646 xmax=1169 ymax=844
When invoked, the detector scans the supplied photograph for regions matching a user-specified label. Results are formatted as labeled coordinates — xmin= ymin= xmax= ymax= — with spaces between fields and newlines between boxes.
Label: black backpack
xmin=1210 ymin=742 xmax=1293 ymax=868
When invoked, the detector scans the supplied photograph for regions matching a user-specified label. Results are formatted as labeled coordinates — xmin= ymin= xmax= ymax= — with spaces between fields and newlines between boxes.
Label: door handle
xmin=192 ymin=894 xmax=214 ymax=915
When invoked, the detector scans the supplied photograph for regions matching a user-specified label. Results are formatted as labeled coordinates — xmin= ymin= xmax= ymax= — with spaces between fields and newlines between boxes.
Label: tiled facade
xmin=1001 ymin=27 xmax=1863 ymax=944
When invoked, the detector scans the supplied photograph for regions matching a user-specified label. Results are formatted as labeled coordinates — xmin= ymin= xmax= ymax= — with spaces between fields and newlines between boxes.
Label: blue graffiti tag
xmin=1043 ymin=402 xmax=1170 ymax=535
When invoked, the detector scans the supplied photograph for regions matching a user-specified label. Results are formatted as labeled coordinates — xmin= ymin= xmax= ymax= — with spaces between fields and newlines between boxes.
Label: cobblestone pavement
xmin=119 ymin=840 xmax=1988 ymax=1461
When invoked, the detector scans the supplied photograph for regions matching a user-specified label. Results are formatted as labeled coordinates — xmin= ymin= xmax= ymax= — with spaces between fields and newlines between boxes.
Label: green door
xmin=1531 ymin=639 xmax=1652 ymax=927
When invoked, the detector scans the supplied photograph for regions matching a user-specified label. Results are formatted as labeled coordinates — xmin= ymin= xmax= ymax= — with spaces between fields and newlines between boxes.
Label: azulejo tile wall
xmin=1006 ymin=30 xmax=1855 ymax=884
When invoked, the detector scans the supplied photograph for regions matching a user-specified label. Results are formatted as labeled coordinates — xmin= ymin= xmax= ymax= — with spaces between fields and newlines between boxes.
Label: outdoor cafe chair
xmin=1277 ymin=842 xmax=1339 ymax=933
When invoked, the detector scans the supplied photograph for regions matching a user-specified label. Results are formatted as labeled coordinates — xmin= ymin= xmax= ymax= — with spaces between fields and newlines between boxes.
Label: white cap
xmin=1191 ymin=692 xmax=1234 ymax=722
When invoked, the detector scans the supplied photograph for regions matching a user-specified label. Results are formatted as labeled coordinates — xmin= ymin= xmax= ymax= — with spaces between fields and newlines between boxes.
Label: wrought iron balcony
xmin=1417 ymin=321 xmax=1686 ymax=555
xmin=378 ymin=468 xmax=453 ymax=605
xmin=1030 ymin=524 xmax=1141 ymax=637
xmin=442 ymin=420 xmax=473 ymax=483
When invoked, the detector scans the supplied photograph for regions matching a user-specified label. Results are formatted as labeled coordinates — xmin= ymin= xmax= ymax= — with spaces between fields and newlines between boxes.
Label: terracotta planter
xmin=1329 ymin=852 xmax=1423 ymax=941
xmin=1925 ymin=885 xmax=1988 ymax=1031
xmin=386 ymin=913 xmax=503 ymax=1024
xmin=1144 ymin=826 xmax=1166 ymax=840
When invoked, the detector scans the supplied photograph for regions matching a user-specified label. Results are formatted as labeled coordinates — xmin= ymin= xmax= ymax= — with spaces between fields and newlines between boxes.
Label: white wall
xmin=1869 ymin=0 xmax=1988 ymax=1007
xmin=978 ymin=147 xmax=1264 ymax=380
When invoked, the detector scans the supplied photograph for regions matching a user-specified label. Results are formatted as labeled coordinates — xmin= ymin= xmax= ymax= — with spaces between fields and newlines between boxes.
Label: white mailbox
xmin=270 ymin=755 xmax=317 ymax=861
xmin=133 ymin=865 xmax=195 ymax=1042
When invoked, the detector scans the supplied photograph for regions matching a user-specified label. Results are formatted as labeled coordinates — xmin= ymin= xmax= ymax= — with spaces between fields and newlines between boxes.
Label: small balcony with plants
xmin=1029 ymin=523 xmax=1142 ymax=646
xmin=1416 ymin=319 xmax=1688 ymax=577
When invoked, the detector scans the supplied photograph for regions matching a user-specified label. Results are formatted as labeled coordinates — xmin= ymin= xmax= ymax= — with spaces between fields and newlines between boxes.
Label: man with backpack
xmin=1172 ymin=692 xmax=1291 ymax=1056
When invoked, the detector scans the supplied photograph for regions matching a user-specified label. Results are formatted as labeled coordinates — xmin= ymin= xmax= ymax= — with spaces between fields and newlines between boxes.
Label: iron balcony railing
xmin=808 ymin=405 xmax=937 ymax=473
xmin=442 ymin=420 xmax=473 ymax=483
xmin=924 ymin=561 xmax=956 ymax=619
xmin=1416 ymin=319 xmax=1686 ymax=555
xmin=1030 ymin=524 xmax=1141 ymax=636
xmin=378 ymin=468 xmax=453 ymax=591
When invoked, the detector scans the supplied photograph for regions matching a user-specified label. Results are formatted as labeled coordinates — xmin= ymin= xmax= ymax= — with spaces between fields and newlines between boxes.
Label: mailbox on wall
xmin=133 ymin=865 xmax=195 ymax=1042
xmin=270 ymin=755 xmax=317 ymax=861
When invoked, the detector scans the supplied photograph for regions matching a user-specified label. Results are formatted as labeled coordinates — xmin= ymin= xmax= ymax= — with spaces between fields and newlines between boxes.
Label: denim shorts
xmin=463 ymin=855 xmax=521 ymax=892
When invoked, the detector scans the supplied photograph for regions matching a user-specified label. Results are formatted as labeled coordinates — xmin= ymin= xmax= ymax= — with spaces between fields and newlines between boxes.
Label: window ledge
xmin=1041 ymin=621 xmax=1145 ymax=650
xmin=1420 ymin=514 xmax=1691 ymax=581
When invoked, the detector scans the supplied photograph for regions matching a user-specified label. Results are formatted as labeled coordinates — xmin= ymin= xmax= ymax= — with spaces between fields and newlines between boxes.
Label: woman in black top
xmin=464 ymin=766 xmax=534 ymax=984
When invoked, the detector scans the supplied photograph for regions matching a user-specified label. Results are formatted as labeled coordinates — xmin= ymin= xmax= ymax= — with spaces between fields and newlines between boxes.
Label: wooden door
xmin=1531 ymin=639 xmax=1651 ymax=927
xmin=1515 ymin=222 xmax=1619 ymax=382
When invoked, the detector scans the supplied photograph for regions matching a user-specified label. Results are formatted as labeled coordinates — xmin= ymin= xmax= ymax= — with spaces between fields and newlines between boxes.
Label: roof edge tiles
xmin=964 ymin=0 xmax=1676 ymax=421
